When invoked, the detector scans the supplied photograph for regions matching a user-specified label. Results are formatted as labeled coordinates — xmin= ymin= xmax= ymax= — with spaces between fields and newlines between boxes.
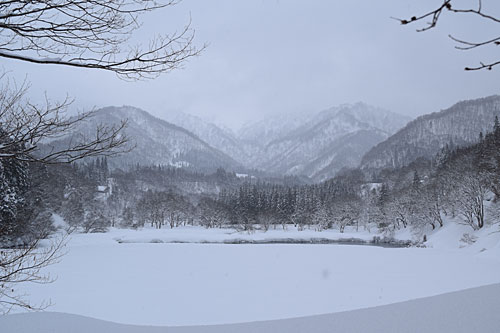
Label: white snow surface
xmin=2 ymin=283 xmax=500 ymax=332
xmin=9 ymin=223 xmax=500 ymax=327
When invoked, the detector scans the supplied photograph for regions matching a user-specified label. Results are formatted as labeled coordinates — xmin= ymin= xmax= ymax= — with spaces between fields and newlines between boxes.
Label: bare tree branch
xmin=394 ymin=0 xmax=500 ymax=71
xmin=0 ymin=0 xmax=205 ymax=79
xmin=0 ymin=75 xmax=132 ymax=164
xmin=0 ymin=0 xmax=201 ymax=313
xmin=0 ymin=234 xmax=66 ymax=314
xmin=465 ymin=59 xmax=500 ymax=71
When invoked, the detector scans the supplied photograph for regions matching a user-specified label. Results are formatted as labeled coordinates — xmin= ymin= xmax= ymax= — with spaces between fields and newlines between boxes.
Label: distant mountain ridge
xmin=93 ymin=103 xmax=411 ymax=181
xmin=55 ymin=96 xmax=500 ymax=181
xmin=238 ymin=112 xmax=314 ymax=148
xmin=360 ymin=95 xmax=500 ymax=170
xmin=161 ymin=110 xmax=250 ymax=163
xmin=43 ymin=106 xmax=242 ymax=173
xmin=241 ymin=103 xmax=411 ymax=181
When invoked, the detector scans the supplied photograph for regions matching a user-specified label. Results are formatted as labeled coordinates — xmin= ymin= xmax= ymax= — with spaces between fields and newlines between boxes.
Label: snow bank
xmin=2 ymin=283 xmax=499 ymax=333
xmin=424 ymin=219 xmax=500 ymax=255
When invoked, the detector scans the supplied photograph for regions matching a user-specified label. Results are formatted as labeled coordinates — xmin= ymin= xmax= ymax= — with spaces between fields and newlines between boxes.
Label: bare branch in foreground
xmin=393 ymin=0 xmax=500 ymax=71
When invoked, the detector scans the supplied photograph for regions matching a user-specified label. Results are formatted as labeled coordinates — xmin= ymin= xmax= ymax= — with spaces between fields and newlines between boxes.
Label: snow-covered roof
xmin=97 ymin=185 xmax=107 ymax=192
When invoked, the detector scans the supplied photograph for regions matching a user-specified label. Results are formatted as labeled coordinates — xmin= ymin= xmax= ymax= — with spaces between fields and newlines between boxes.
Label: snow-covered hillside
xmin=50 ymin=102 xmax=411 ymax=180
xmin=238 ymin=112 xmax=313 ymax=148
xmin=250 ymin=103 xmax=410 ymax=180
xmin=161 ymin=110 xmax=250 ymax=163
xmin=41 ymin=95 xmax=500 ymax=180
xmin=361 ymin=95 xmax=500 ymax=170
xmin=42 ymin=106 xmax=242 ymax=173
xmin=161 ymin=102 xmax=410 ymax=180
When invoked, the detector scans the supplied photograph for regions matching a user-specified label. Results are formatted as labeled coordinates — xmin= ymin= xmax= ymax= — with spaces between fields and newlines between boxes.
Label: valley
xmin=1 ymin=1 xmax=499 ymax=331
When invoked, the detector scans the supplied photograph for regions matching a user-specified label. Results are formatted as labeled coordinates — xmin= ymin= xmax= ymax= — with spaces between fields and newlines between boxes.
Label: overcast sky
xmin=5 ymin=0 xmax=500 ymax=129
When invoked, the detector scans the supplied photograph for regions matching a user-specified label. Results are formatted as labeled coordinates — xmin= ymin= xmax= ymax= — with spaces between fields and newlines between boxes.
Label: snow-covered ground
xmin=9 ymin=222 xmax=500 ymax=328
xmin=3 ymin=283 xmax=500 ymax=332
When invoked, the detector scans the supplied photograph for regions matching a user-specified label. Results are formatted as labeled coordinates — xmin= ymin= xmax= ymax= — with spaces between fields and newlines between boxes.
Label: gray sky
xmin=5 ymin=0 xmax=500 ymax=129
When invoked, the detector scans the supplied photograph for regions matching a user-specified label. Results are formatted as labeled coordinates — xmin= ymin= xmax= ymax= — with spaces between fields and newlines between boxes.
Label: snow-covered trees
xmin=53 ymin=114 xmax=499 ymax=238
xmin=82 ymin=202 xmax=111 ymax=233
xmin=313 ymin=202 xmax=332 ymax=231
xmin=134 ymin=190 xmax=195 ymax=229
xmin=120 ymin=206 xmax=135 ymax=228
xmin=201 ymin=171 xmax=365 ymax=232
xmin=331 ymin=196 xmax=361 ymax=233
xmin=437 ymin=141 xmax=493 ymax=230
xmin=450 ymin=167 xmax=488 ymax=230
xmin=6 ymin=113 xmax=494 ymax=247
xmin=0 ymin=132 xmax=57 ymax=245
xmin=198 ymin=198 xmax=231 ymax=229
xmin=0 ymin=146 xmax=29 ymax=243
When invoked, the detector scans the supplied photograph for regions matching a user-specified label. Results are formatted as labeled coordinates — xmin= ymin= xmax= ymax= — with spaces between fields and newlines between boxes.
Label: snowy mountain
xmin=238 ymin=112 xmax=314 ymax=148
xmin=43 ymin=106 xmax=242 ymax=173
xmin=161 ymin=110 xmax=250 ymax=163
xmin=42 ymin=103 xmax=412 ymax=180
xmin=361 ymin=95 xmax=500 ymax=170
xmin=245 ymin=103 xmax=410 ymax=181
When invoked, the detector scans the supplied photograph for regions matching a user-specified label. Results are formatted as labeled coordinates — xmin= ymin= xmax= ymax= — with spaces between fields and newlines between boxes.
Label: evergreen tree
xmin=412 ymin=171 xmax=421 ymax=189
xmin=0 ymin=130 xmax=29 ymax=244
xmin=0 ymin=157 xmax=28 ymax=243
xmin=494 ymin=115 xmax=500 ymax=138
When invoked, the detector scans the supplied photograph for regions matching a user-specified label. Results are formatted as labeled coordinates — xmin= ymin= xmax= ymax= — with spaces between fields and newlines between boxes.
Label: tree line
xmin=197 ymin=117 xmax=500 ymax=237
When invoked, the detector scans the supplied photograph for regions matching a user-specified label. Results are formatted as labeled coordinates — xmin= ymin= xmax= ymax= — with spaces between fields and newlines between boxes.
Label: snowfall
xmin=1 ymin=219 xmax=500 ymax=332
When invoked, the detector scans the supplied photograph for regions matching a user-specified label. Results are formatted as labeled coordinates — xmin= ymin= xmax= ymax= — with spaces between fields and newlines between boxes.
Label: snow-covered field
xmin=3 ymin=283 xmax=500 ymax=332
xmin=11 ymin=222 xmax=500 ymax=328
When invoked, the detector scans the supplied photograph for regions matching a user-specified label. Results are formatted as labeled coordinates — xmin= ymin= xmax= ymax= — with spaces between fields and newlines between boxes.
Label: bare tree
xmin=332 ymin=197 xmax=361 ymax=233
xmin=0 ymin=77 xmax=130 ymax=164
xmin=0 ymin=234 xmax=65 ymax=313
xmin=0 ymin=0 xmax=203 ymax=80
xmin=421 ymin=182 xmax=444 ymax=228
xmin=0 ymin=0 xmax=204 ymax=163
xmin=0 ymin=0 xmax=203 ymax=313
xmin=454 ymin=170 xmax=488 ymax=230
xmin=443 ymin=155 xmax=488 ymax=230
xmin=395 ymin=0 xmax=500 ymax=71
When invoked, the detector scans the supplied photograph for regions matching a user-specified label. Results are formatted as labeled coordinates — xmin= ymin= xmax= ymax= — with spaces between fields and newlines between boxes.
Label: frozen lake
xmin=18 ymin=225 xmax=500 ymax=326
